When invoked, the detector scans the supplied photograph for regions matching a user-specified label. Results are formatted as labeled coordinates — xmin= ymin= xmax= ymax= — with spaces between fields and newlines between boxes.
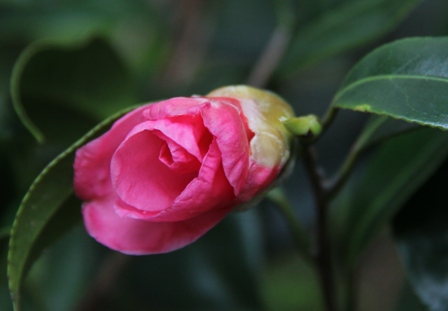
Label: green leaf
xmin=0 ymin=46 xmax=25 ymax=143
xmin=11 ymin=37 xmax=136 ymax=142
xmin=333 ymin=127 xmax=448 ymax=267
xmin=332 ymin=37 xmax=448 ymax=130
xmin=7 ymin=106 xmax=135 ymax=311
xmin=393 ymin=159 xmax=448 ymax=311
xmin=360 ymin=115 xmax=419 ymax=149
xmin=278 ymin=0 xmax=421 ymax=75
xmin=0 ymin=4 xmax=114 ymax=44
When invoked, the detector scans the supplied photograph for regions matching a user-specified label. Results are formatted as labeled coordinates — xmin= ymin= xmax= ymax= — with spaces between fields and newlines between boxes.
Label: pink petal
xmin=158 ymin=139 xmax=201 ymax=174
xmin=200 ymin=99 xmax=251 ymax=195
xmin=113 ymin=139 xmax=235 ymax=222
xmin=111 ymin=126 xmax=197 ymax=214
xmin=74 ymin=104 xmax=151 ymax=200
xmin=147 ymin=115 xmax=212 ymax=165
xmin=113 ymin=198 xmax=160 ymax=219
xmin=238 ymin=159 xmax=281 ymax=202
xmin=82 ymin=195 xmax=232 ymax=255
xmin=172 ymin=138 xmax=235 ymax=214
xmin=143 ymin=97 xmax=253 ymax=196
xmin=142 ymin=97 xmax=207 ymax=120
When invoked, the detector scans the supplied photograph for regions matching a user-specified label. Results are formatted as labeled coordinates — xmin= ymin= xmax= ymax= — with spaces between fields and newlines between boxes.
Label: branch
xmin=302 ymin=145 xmax=337 ymax=311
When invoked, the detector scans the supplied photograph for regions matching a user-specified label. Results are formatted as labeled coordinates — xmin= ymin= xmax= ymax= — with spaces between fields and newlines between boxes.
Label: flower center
xmin=159 ymin=139 xmax=201 ymax=173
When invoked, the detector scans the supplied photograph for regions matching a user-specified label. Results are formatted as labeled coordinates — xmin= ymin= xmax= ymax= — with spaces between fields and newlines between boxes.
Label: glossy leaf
xmin=393 ymin=159 xmax=448 ymax=311
xmin=7 ymin=106 xmax=135 ymax=311
xmin=0 ymin=1 xmax=158 ymax=44
xmin=278 ymin=0 xmax=421 ymax=75
xmin=359 ymin=115 xmax=419 ymax=149
xmin=11 ymin=37 xmax=136 ymax=142
xmin=333 ymin=37 xmax=448 ymax=130
xmin=19 ymin=227 xmax=109 ymax=311
xmin=333 ymin=127 xmax=448 ymax=267
xmin=0 ymin=4 xmax=112 ymax=44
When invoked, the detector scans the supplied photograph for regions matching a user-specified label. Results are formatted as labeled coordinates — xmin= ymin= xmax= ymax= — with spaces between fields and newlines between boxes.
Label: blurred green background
xmin=1 ymin=0 xmax=448 ymax=310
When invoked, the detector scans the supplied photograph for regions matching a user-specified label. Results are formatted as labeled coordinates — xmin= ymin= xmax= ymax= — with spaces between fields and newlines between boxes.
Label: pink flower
xmin=74 ymin=85 xmax=294 ymax=255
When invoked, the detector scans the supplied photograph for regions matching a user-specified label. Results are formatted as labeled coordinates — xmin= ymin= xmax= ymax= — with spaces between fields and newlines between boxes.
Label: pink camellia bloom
xmin=74 ymin=85 xmax=295 ymax=255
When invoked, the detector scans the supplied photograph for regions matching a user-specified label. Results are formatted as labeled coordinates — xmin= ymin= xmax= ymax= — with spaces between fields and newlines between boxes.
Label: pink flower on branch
xmin=74 ymin=85 xmax=295 ymax=255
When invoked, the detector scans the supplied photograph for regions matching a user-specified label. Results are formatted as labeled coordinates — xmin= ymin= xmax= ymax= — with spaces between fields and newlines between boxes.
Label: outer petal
xmin=74 ymin=104 xmax=151 ymax=200
xmin=172 ymin=138 xmax=235 ymax=216
xmin=238 ymin=160 xmax=281 ymax=202
xmin=200 ymin=99 xmax=251 ymax=195
xmin=207 ymin=85 xmax=294 ymax=169
xmin=82 ymin=196 xmax=232 ymax=255
xmin=207 ymin=86 xmax=295 ymax=200
xmin=142 ymin=97 xmax=208 ymax=120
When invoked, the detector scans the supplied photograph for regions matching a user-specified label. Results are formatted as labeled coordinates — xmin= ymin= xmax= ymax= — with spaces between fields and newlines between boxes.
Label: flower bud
xmin=207 ymin=85 xmax=295 ymax=188
xmin=74 ymin=85 xmax=295 ymax=254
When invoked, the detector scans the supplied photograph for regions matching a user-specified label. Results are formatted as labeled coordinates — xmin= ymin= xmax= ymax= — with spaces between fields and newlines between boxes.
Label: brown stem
xmin=302 ymin=146 xmax=337 ymax=311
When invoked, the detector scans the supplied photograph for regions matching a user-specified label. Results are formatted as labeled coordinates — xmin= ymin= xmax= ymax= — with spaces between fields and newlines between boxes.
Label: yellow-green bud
xmin=207 ymin=85 xmax=295 ymax=169
xmin=282 ymin=115 xmax=322 ymax=139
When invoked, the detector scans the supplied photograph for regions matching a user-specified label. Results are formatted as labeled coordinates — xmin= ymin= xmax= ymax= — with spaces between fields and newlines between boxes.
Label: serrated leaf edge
xmin=7 ymin=105 xmax=137 ymax=310
xmin=333 ymin=75 xmax=448 ymax=131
